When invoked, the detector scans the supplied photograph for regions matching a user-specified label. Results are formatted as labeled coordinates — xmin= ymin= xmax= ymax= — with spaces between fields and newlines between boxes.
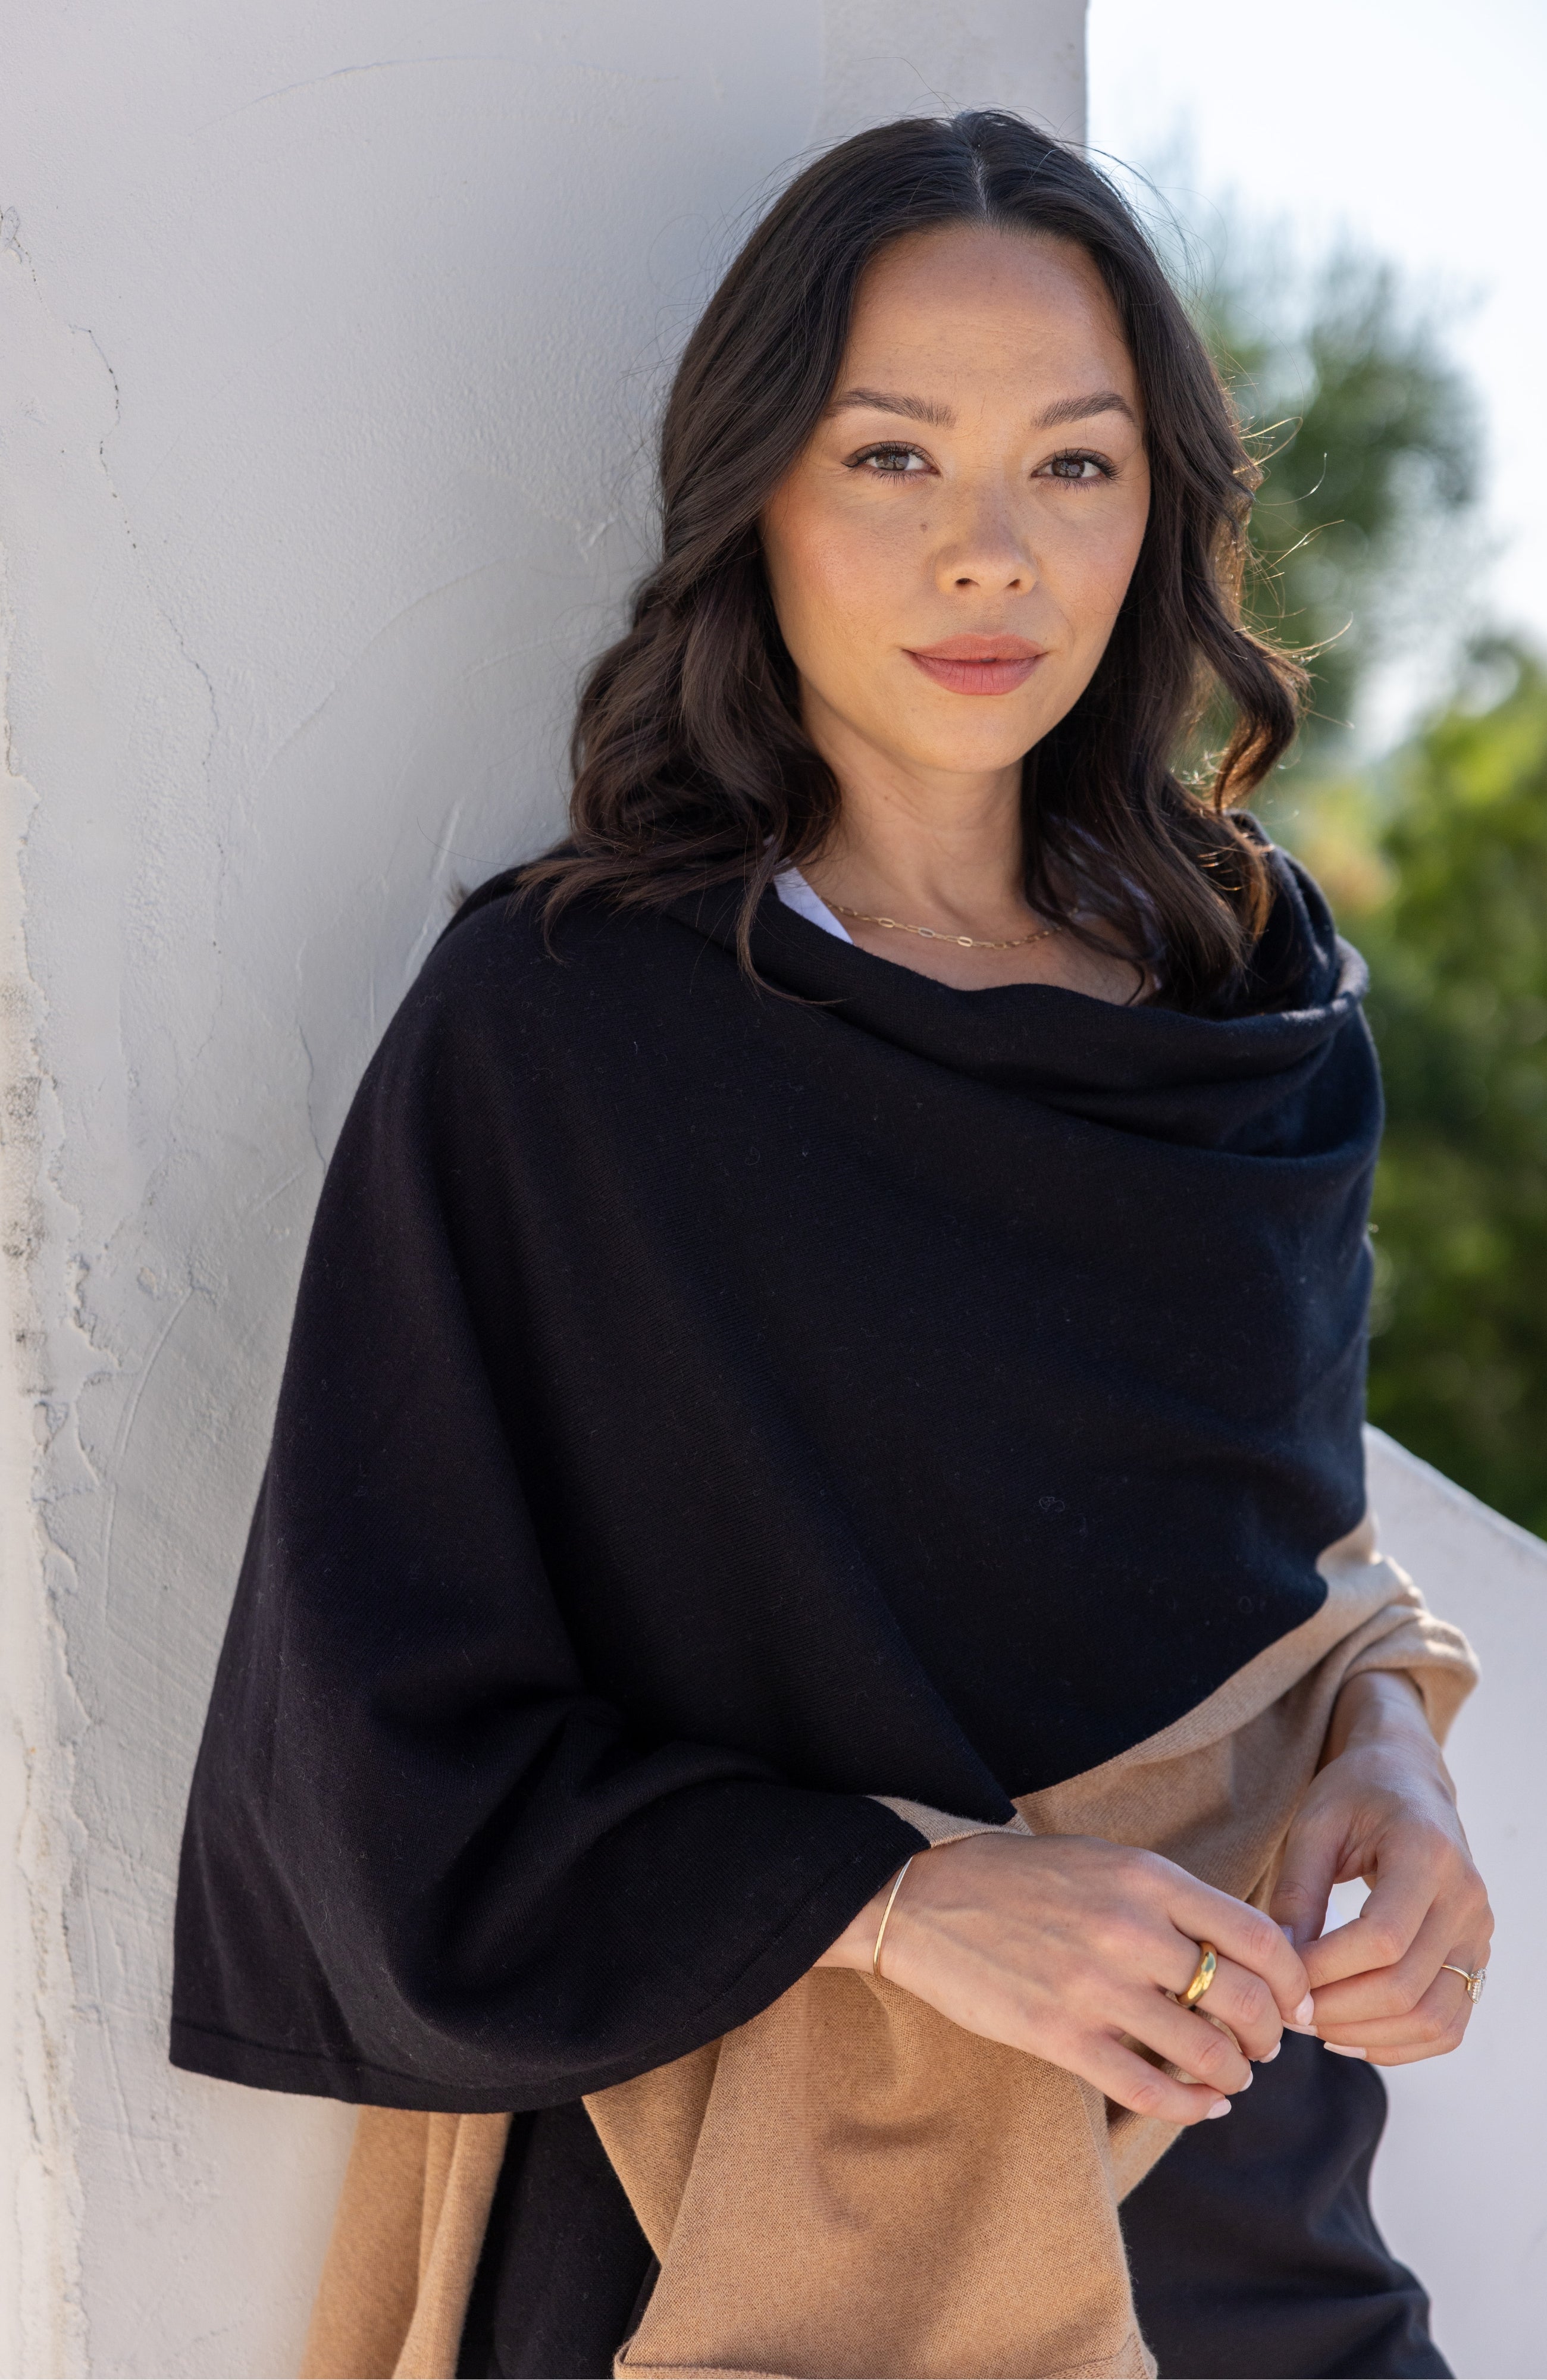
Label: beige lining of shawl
xmin=300 ymin=1517 xmax=1477 ymax=2380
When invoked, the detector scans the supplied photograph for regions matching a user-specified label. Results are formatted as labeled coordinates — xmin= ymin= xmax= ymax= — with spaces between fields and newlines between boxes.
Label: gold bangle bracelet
xmin=872 ymin=1855 xmax=916 ymax=1981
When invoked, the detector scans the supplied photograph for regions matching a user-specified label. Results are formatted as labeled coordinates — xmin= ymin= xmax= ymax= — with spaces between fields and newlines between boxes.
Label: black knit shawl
xmin=171 ymin=853 xmax=1379 ymax=2113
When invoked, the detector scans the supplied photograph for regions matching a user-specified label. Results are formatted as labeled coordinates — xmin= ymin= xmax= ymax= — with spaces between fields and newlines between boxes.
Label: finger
xmin=1300 ymin=1853 xmax=1435 ymax=1990
xmin=1362 ymin=2028 xmax=1470 ymax=2068
xmin=1318 ymin=1958 xmax=1482 ymax=2050
xmin=1161 ymin=1879 xmax=1310 ymax=2021
xmin=1310 ymin=1872 xmax=1492 ymax=2024
xmin=1269 ymin=1811 xmax=1342 ymax=1953
xmin=1311 ymin=1892 xmax=1453 ymax=2027
xmin=1072 ymin=2033 xmax=1236 ymax=2127
xmin=1157 ymin=1947 xmax=1283 ymax=2061
xmin=1130 ymin=1995 xmax=1254 ymax=2095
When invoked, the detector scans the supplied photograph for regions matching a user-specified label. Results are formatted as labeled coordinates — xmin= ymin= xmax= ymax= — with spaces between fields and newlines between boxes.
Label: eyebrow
xmin=1035 ymin=388 xmax=1139 ymax=430
xmin=827 ymin=386 xmax=956 ymax=426
xmin=827 ymin=384 xmax=1139 ymax=432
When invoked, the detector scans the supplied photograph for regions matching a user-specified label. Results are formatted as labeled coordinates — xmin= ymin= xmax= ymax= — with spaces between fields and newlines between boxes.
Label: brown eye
xmin=1043 ymin=452 xmax=1108 ymax=483
xmin=851 ymin=443 xmax=928 ymax=475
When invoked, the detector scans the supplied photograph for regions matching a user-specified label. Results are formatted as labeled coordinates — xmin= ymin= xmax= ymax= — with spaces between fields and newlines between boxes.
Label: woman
xmin=171 ymin=112 xmax=1489 ymax=2380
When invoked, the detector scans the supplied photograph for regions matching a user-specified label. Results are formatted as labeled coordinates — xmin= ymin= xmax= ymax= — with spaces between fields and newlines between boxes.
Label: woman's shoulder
xmin=1268 ymin=841 xmax=1366 ymax=1007
xmin=387 ymin=873 xmax=549 ymax=1058
xmin=416 ymin=867 xmax=660 ymax=1001
xmin=386 ymin=865 xmax=705 ymax=1079
xmin=337 ymin=873 xmax=680 ymax=1176
xmin=1214 ymin=826 xmax=1362 ymax=1019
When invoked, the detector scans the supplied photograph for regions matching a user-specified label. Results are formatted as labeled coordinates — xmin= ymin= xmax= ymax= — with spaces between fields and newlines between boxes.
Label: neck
xmin=799 ymin=703 xmax=1034 ymax=936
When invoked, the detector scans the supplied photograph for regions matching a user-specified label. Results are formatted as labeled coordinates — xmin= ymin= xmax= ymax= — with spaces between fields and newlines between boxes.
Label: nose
xmin=934 ymin=480 xmax=1036 ymax=596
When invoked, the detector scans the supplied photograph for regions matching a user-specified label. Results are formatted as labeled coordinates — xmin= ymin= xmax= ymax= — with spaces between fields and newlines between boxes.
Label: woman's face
xmin=761 ymin=223 xmax=1151 ymax=787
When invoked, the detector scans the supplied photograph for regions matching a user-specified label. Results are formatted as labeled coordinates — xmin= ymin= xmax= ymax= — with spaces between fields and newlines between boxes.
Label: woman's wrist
xmin=816 ymin=1865 xmax=910 ymax=1971
xmin=1322 ymin=1670 xmax=1438 ymax=1768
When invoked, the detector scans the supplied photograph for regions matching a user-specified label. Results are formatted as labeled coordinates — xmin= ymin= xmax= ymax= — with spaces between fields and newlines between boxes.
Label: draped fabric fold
xmin=303 ymin=1529 xmax=1474 ymax=2380
xmin=301 ymin=2107 xmax=511 ymax=2380
xmin=169 ymin=847 xmax=1458 ymax=2377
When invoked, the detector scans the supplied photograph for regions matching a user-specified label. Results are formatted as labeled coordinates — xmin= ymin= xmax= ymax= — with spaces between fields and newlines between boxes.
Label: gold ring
xmin=1440 ymin=1961 xmax=1487 ymax=2004
xmin=1181 ymin=1943 xmax=1218 ymax=2007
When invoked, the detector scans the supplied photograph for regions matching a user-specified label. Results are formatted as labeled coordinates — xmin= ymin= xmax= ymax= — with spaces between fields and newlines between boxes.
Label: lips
xmin=904 ymin=634 xmax=1047 ymax=696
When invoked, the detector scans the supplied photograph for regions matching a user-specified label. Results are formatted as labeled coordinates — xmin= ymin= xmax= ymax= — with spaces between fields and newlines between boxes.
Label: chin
xmin=885 ymin=713 xmax=1047 ymax=777
xmin=873 ymin=677 xmax=1064 ymax=763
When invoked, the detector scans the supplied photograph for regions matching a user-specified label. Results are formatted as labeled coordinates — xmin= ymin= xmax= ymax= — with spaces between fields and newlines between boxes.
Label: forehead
xmin=844 ymin=224 xmax=1136 ymax=401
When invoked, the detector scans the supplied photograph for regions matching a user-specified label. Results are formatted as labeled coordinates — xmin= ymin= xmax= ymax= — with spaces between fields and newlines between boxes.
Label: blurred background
xmin=1091 ymin=0 xmax=1547 ymax=1537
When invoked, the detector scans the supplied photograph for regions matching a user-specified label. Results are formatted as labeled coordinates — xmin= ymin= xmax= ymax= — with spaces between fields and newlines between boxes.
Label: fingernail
xmin=1294 ymin=1994 xmax=1315 ymax=2026
xmin=1237 ymin=2068 xmax=1252 ymax=2087
xmin=1323 ymin=2042 xmax=1368 ymax=2059
xmin=1259 ymin=2043 xmax=1281 ymax=2063
xmin=1206 ymin=2098 xmax=1232 ymax=2118
xmin=1278 ymin=1922 xmax=1297 ymax=1945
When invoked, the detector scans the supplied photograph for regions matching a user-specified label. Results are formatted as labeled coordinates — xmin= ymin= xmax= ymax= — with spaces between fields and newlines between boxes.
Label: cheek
xmin=1036 ymin=520 xmax=1142 ymax=641
xmin=766 ymin=509 xmax=900 ymax=657
xmin=763 ymin=485 xmax=908 ymax=665
xmin=1060 ymin=487 xmax=1150 ymax=640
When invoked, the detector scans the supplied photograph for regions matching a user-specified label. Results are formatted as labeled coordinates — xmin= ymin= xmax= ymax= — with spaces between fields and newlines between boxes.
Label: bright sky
xmin=1088 ymin=0 xmax=1547 ymax=725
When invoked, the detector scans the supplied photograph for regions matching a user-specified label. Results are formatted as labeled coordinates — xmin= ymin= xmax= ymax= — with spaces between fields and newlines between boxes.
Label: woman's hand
xmin=819 ymin=1832 xmax=1313 ymax=2125
xmin=1270 ymin=1671 xmax=1493 ymax=2066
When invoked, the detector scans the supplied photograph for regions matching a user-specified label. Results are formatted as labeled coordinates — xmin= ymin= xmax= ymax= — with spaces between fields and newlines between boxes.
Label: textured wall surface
xmin=0 ymin=8 xmax=1085 ymax=2374
xmin=1363 ymin=1431 xmax=1547 ymax=2380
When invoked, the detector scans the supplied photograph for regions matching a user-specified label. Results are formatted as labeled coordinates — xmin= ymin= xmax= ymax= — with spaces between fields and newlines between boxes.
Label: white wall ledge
xmin=1363 ymin=1426 xmax=1546 ymax=2377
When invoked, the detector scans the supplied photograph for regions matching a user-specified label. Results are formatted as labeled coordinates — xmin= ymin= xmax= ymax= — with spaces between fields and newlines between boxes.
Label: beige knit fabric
xmin=300 ymin=2106 xmax=511 ymax=2379
xmin=299 ymin=1518 xmax=1477 ymax=2380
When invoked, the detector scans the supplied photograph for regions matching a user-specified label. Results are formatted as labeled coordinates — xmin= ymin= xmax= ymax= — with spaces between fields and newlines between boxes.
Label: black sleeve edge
xmin=169 ymin=1814 xmax=927 ymax=2113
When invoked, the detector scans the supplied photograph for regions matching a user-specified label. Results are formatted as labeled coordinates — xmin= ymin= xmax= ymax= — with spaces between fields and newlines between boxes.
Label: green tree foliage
xmin=1352 ymin=653 xmax=1547 ymax=1536
xmin=1196 ymin=247 xmax=1478 ymax=753
xmin=1182 ymin=218 xmax=1546 ymax=1535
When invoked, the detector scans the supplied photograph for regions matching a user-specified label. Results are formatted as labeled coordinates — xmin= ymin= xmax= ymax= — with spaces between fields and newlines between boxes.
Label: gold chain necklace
xmin=828 ymin=900 xmax=1061 ymax=953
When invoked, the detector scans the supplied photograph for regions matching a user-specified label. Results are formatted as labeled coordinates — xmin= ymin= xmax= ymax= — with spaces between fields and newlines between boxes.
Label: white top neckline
xmin=774 ymin=862 xmax=1162 ymax=998
xmin=772 ymin=865 xmax=853 ymax=944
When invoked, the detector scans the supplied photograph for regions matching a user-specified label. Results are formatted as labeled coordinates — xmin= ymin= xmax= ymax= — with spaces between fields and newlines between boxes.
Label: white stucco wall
xmin=0 ymin=9 xmax=1088 ymax=2375
xmin=1362 ymin=1430 xmax=1547 ymax=2380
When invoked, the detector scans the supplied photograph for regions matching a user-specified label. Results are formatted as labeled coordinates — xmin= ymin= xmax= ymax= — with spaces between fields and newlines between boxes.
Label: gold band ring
xmin=1181 ymin=1943 xmax=1219 ymax=2007
xmin=1439 ymin=1961 xmax=1487 ymax=2003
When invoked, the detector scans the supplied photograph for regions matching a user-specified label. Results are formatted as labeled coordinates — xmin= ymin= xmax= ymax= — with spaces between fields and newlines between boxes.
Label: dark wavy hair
xmin=521 ymin=110 xmax=1305 ymax=1009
